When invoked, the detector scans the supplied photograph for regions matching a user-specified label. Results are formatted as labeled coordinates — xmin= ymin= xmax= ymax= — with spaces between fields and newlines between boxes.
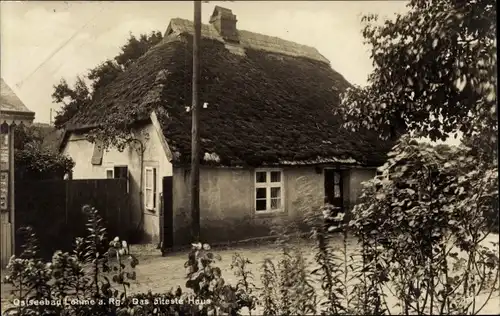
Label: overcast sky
xmin=1 ymin=1 xmax=410 ymax=124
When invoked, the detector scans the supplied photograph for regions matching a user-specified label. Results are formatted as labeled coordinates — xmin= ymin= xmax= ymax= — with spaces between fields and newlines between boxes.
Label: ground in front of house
xmin=126 ymin=237 xmax=500 ymax=315
xmin=2 ymin=236 xmax=500 ymax=315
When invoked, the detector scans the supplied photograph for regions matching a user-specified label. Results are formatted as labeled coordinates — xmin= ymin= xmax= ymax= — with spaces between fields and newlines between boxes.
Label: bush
xmin=15 ymin=143 xmax=74 ymax=180
xmin=3 ymin=205 xmax=139 ymax=316
xmin=348 ymin=136 xmax=499 ymax=315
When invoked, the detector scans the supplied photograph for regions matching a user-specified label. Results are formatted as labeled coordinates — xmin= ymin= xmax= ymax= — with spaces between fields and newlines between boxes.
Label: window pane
xmin=256 ymin=199 xmax=267 ymax=211
xmin=270 ymin=171 xmax=281 ymax=182
xmin=145 ymin=170 xmax=152 ymax=188
xmin=271 ymin=198 xmax=281 ymax=209
xmin=256 ymin=188 xmax=267 ymax=199
xmin=256 ymin=172 xmax=267 ymax=183
xmin=145 ymin=188 xmax=152 ymax=207
xmin=271 ymin=187 xmax=281 ymax=198
xmin=106 ymin=170 xmax=113 ymax=179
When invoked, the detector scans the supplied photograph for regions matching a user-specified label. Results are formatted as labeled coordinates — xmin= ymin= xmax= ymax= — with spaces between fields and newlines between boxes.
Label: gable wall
xmin=61 ymin=122 xmax=172 ymax=243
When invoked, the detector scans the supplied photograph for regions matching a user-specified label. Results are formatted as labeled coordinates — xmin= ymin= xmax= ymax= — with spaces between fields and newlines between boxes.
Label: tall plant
xmin=349 ymin=136 xmax=499 ymax=315
xmin=4 ymin=206 xmax=139 ymax=316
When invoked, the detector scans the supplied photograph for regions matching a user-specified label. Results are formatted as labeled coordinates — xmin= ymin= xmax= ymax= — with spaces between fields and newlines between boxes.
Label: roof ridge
xmin=169 ymin=17 xmax=317 ymax=50
xmin=167 ymin=17 xmax=330 ymax=64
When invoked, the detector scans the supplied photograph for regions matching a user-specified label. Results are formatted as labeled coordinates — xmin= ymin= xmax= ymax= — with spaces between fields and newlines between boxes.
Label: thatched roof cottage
xmin=60 ymin=6 xmax=392 ymax=246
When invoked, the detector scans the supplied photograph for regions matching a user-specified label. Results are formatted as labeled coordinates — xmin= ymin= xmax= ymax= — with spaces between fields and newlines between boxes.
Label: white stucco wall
xmin=61 ymin=122 xmax=172 ymax=243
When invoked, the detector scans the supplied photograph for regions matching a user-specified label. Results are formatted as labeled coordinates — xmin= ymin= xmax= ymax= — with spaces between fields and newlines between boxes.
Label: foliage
xmin=332 ymin=4 xmax=499 ymax=314
xmin=183 ymin=242 xmax=255 ymax=315
xmin=51 ymin=77 xmax=91 ymax=130
xmin=3 ymin=205 xmax=139 ymax=316
xmin=3 ymin=200 xmax=499 ymax=316
xmin=51 ymin=31 xmax=163 ymax=129
xmin=13 ymin=124 xmax=73 ymax=180
xmin=13 ymin=125 xmax=45 ymax=151
xmin=310 ymin=209 xmax=347 ymax=315
xmin=260 ymin=258 xmax=279 ymax=316
xmin=14 ymin=143 xmax=74 ymax=180
xmin=335 ymin=0 xmax=496 ymax=155
xmin=114 ymin=32 xmax=163 ymax=69
xmin=263 ymin=220 xmax=314 ymax=315
xmin=85 ymin=126 xmax=149 ymax=156
xmin=3 ymin=216 xmax=259 ymax=316
xmin=349 ymin=135 xmax=499 ymax=315
xmin=230 ymin=253 xmax=258 ymax=314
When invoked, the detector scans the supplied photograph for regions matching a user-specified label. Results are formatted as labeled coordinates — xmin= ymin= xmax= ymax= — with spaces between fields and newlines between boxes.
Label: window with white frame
xmin=144 ymin=167 xmax=157 ymax=210
xmin=255 ymin=169 xmax=284 ymax=212
xmin=105 ymin=168 xmax=114 ymax=179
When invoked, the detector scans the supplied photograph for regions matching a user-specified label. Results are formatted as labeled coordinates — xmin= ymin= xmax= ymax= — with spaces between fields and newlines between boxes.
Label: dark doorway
xmin=160 ymin=176 xmax=173 ymax=253
xmin=324 ymin=169 xmax=344 ymax=218
xmin=114 ymin=166 xmax=129 ymax=192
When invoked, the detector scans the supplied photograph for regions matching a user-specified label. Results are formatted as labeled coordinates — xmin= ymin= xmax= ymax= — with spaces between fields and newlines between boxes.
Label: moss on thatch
xmin=67 ymin=33 xmax=393 ymax=167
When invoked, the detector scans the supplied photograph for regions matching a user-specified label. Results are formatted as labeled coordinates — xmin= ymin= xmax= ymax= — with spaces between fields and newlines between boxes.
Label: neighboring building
xmin=1 ymin=78 xmax=35 ymax=266
xmin=59 ymin=7 xmax=393 ymax=246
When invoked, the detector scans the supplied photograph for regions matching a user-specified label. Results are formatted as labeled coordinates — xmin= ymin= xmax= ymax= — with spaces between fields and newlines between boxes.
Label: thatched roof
xmin=165 ymin=18 xmax=331 ymax=64
xmin=66 ymin=13 xmax=392 ymax=167
xmin=1 ymin=78 xmax=35 ymax=125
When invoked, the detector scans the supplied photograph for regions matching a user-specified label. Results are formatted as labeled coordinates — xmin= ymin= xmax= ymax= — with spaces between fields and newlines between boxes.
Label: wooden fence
xmin=14 ymin=179 xmax=131 ymax=261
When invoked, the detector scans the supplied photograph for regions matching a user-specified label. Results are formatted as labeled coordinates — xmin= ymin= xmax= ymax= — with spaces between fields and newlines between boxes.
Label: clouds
xmin=1 ymin=1 xmax=409 ymax=123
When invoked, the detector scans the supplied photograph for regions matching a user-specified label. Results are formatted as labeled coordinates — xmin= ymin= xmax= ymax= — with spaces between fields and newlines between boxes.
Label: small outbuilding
xmin=1 ymin=78 xmax=35 ymax=267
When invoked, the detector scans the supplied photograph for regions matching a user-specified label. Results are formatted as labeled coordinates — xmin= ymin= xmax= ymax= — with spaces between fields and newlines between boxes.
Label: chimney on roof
xmin=209 ymin=6 xmax=239 ymax=43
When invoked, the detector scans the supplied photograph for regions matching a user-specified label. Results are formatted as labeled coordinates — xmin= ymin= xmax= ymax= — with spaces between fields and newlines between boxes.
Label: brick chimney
xmin=209 ymin=6 xmax=239 ymax=43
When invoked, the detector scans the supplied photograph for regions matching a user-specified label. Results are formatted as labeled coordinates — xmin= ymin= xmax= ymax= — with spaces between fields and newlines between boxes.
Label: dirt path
xmin=2 ymin=237 xmax=499 ymax=315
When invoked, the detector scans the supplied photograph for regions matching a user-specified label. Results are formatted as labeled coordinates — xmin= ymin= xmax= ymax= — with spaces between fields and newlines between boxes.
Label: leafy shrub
xmin=349 ymin=136 xmax=499 ymax=315
xmin=15 ymin=143 xmax=74 ymax=180
xmin=3 ymin=205 xmax=139 ymax=316
xmin=255 ymin=135 xmax=499 ymax=316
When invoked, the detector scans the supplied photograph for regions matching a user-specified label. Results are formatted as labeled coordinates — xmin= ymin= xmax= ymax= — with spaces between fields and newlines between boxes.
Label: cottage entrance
xmin=324 ymin=169 xmax=344 ymax=218
xmin=160 ymin=176 xmax=173 ymax=253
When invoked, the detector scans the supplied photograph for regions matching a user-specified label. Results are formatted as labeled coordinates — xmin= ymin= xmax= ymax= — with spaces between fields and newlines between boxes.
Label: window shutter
xmin=91 ymin=141 xmax=104 ymax=165
xmin=153 ymin=168 xmax=157 ymax=208
xmin=145 ymin=168 xmax=152 ymax=209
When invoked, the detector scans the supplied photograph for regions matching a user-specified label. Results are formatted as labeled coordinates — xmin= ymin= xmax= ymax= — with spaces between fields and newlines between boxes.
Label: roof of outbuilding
xmin=1 ymin=78 xmax=35 ymax=124
xmin=65 ymin=16 xmax=393 ymax=167
xmin=1 ymin=79 xmax=31 ymax=113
